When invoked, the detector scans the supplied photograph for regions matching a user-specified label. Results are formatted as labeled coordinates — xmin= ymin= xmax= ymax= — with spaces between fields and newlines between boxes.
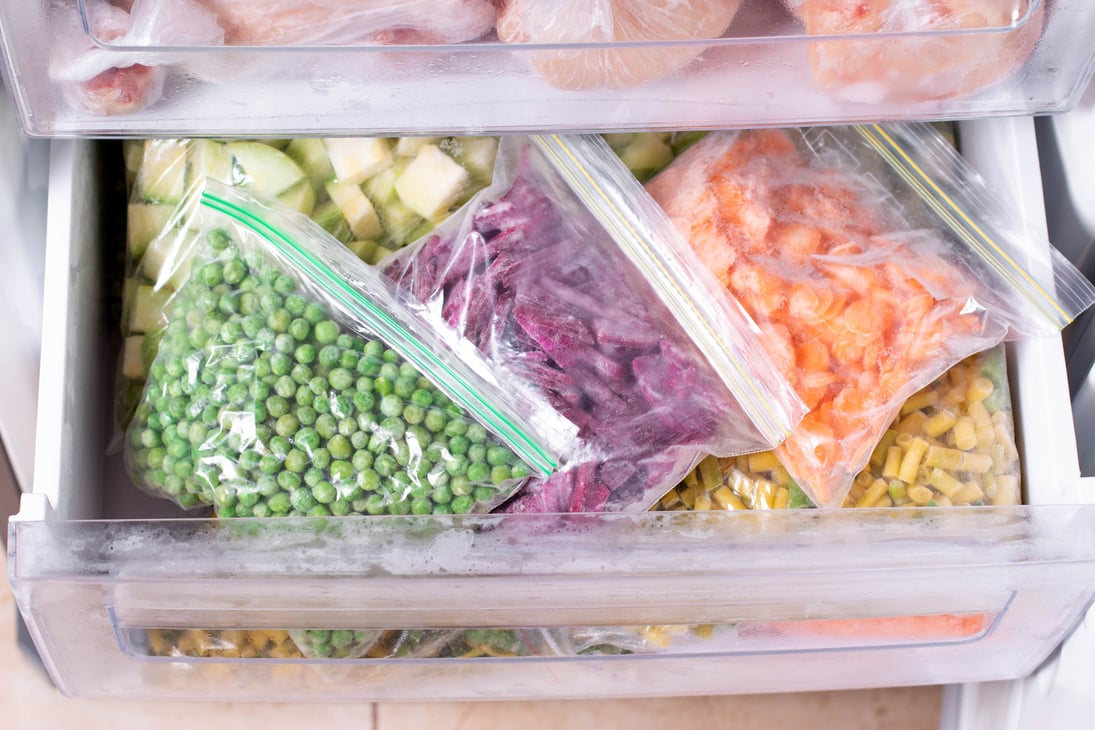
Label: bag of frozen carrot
xmin=646 ymin=123 xmax=1095 ymax=508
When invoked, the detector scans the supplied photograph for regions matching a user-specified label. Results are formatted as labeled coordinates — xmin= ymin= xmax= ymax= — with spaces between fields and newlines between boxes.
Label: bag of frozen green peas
xmin=125 ymin=182 xmax=577 ymax=517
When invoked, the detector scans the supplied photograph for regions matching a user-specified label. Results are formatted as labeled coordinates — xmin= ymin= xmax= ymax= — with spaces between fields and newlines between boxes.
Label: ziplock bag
xmin=661 ymin=346 xmax=1022 ymax=511
xmin=385 ymin=135 xmax=804 ymax=512
xmin=647 ymin=124 xmax=1094 ymax=508
xmin=116 ymin=135 xmax=499 ymax=440
xmin=124 ymin=181 xmax=575 ymax=516
xmin=496 ymin=0 xmax=743 ymax=90
xmin=784 ymin=0 xmax=1045 ymax=103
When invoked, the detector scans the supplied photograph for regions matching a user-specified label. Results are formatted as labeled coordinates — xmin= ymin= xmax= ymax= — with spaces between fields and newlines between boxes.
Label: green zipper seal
xmin=200 ymin=190 xmax=555 ymax=475
xmin=854 ymin=123 xmax=1072 ymax=329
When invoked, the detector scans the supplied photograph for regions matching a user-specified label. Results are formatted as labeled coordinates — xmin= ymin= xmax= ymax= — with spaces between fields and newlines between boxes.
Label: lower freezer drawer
xmin=10 ymin=117 xmax=1095 ymax=701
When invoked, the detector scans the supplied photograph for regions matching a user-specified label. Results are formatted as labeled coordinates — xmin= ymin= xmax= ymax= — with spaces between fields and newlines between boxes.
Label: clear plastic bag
xmin=117 ymin=136 xmax=499 ymax=441
xmin=496 ymin=0 xmax=744 ymax=90
xmin=195 ymin=0 xmax=498 ymax=46
xmin=647 ymin=124 xmax=1095 ymax=508
xmin=385 ymin=135 xmax=804 ymax=512
xmin=784 ymin=0 xmax=1045 ymax=103
xmin=660 ymin=346 xmax=1022 ymax=511
xmin=49 ymin=0 xmax=224 ymax=116
xmin=124 ymin=181 xmax=576 ymax=516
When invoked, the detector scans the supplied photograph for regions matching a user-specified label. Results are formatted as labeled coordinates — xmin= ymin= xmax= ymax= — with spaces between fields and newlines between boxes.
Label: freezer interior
xmin=6 ymin=116 xmax=1095 ymax=700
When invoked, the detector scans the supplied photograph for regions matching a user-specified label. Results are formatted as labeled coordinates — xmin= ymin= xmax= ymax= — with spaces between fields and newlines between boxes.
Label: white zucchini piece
xmin=142 ymin=229 xmax=198 ymax=292
xmin=312 ymin=201 xmax=354 ymax=244
xmin=129 ymin=285 xmax=172 ymax=335
xmin=325 ymin=180 xmax=382 ymax=240
xmin=136 ymin=140 xmax=188 ymax=203
xmin=286 ymin=138 xmax=336 ymax=190
xmin=394 ymin=137 xmax=442 ymax=158
xmin=189 ymin=140 xmax=236 ymax=186
xmin=378 ymin=200 xmax=424 ymax=247
xmin=346 ymin=239 xmax=378 ymax=262
xmin=451 ymin=137 xmax=498 ymax=182
xmin=395 ymin=144 xmax=470 ymax=220
xmin=227 ymin=141 xmax=307 ymax=195
xmin=323 ymin=138 xmax=393 ymax=185
xmin=127 ymin=202 xmax=175 ymax=260
xmin=277 ymin=179 xmax=317 ymax=217
xmin=122 ymin=336 xmax=147 ymax=380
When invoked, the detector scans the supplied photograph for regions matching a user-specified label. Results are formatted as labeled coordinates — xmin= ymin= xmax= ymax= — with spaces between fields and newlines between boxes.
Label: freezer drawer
xmin=9 ymin=117 xmax=1095 ymax=701
xmin=1 ymin=1 xmax=1094 ymax=137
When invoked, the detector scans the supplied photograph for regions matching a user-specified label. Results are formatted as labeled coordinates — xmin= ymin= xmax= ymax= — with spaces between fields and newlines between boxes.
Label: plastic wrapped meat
xmin=785 ymin=0 xmax=1045 ymax=102
xmin=49 ymin=0 xmax=223 ymax=116
xmin=195 ymin=0 xmax=498 ymax=45
xmin=496 ymin=0 xmax=743 ymax=90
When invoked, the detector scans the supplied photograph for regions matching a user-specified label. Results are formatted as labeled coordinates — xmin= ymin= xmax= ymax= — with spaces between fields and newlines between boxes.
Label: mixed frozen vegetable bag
xmin=647 ymin=123 xmax=1095 ymax=508
xmin=125 ymin=181 xmax=576 ymax=516
xmin=386 ymin=135 xmax=805 ymax=512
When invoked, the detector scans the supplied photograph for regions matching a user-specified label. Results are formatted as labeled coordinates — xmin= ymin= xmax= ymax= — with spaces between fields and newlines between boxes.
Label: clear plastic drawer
xmin=0 ymin=1 xmax=1093 ymax=136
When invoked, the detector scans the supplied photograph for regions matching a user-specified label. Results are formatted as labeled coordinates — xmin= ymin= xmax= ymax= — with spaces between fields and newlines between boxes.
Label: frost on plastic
xmin=385 ymin=136 xmax=802 ymax=513
xmin=647 ymin=124 xmax=1094 ymax=508
xmin=496 ymin=0 xmax=743 ymax=90
xmin=785 ymin=0 xmax=1045 ymax=103
xmin=124 ymin=182 xmax=575 ymax=517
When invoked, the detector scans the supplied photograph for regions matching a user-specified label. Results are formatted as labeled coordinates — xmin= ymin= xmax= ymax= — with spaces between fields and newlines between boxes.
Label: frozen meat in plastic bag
xmin=124 ymin=181 xmax=576 ymax=516
xmin=49 ymin=0 xmax=224 ymax=115
xmin=784 ymin=0 xmax=1045 ymax=103
xmin=196 ymin=0 xmax=498 ymax=45
xmin=496 ymin=0 xmax=743 ymax=90
xmin=647 ymin=124 xmax=1095 ymax=508
xmin=386 ymin=135 xmax=804 ymax=512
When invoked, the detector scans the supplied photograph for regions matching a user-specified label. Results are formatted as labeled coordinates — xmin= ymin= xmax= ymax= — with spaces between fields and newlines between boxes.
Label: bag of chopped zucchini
xmin=661 ymin=346 xmax=1022 ymax=511
xmin=648 ymin=123 xmax=1095 ymax=508
xmin=115 ymin=136 xmax=499 ymax=444
xmin=124 ymin=181 xmax=575 ymax=516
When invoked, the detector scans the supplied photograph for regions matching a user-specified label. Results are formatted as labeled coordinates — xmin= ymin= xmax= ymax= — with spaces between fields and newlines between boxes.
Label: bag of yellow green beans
xmin=661 ymin=345 xmax=1020 ymax=511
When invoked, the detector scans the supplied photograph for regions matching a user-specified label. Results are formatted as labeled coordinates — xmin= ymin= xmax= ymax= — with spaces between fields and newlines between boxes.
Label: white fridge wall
xmin=0 ymin=82 xmax=48 ymax=491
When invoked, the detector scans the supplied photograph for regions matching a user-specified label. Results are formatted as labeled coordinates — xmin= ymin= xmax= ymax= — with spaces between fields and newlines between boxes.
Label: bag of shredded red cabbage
xmin=125 ymin=181 xmax=576 ymax=516
xmin=385 ymin=135 xmax=805 ymax=512
xmin=646 ymin=123 xmax=1095 ymax=508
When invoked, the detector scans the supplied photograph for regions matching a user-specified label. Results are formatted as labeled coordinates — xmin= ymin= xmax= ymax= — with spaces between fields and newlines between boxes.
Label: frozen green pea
xmin=467 ymin=443 xmax=486 ymax=464
xmin=403 ymin=404 xmax=425 ymax=425
xmin=318 ymin=345 xmax=341 ymax=370
xmin=466 ymin=462 xmax=490 ymax=483
xmin=411 ymin=498 xmax=432 ymax=516
xmin=379 ymin=362 xmax=400 ymax=381
xmin=270 ymin=352 xmax=292 ymax=376
xmin=274 ymin=375 xmax=296 ymax=398
xmin=266 ymin=395 xmax=289 ymax=418
xmin=352 ymin=450 xmax=373 ymax=471
xmin=339 ymin=350 xmax=358 ymax=370
xmin=268 ymin=492 xmax=291 ymax=514
xmin=199 ymin=262 xmax=223 ymax=287
xmin=351 ymin=431 xmax=370 ymax=451
xmin=312 ymin=448 xmax=331 ymax=470
xmin=337 ymin=417 xmax=357 ymax=437
xmin=473 ymin=486 xmax=495 ymax=502
xmin=290 ymin=488 xmax=316 ymax=512
xmin=328 ymin=434 xmax=352 ymax=460
xmin=424 ymin=409 xmax=447 ymax=433
xmin=466 ymin=424 xmax=488 ymax=444
xmin=394 ymin=377 xmax=416 ymax=399
xmin=274 ymin=275 xmax=295 ymax=295
xmin=373 ymin=377 xmax=393 ymax=397
xmin=410 ymin=389 xmax=434 ymax=408
xmin=450 ymin=475 xmax=471 ymax=496
xmin=444 ymin=418 xmax=468 ymax=438
xmin=357 ymin=357 xmax=381 ymax=377
xmin=330 ymin=499 xmax=351 ymax=517
xmin=316 ymin=414 xmax=337 ymax=440
xmin=269 ymin=435 xmax=292 ymax=458
xmin=295 ymin=385 xmax=315 ymax=407
xmin=364 ymin=493 xmax=386 ymax=515
xmin=490 ymin=465 xmax=512 ymax=485
xmin=290 ymin=363 xmax=313 ymax=385
xmin=432 ymin=504 xmax=453 ymax=515
xmin=284 ymin=448 xmax=307 ymax=473
xmin=448 ymin=435 xmax=469 ymax=456
xmin=257 ymin=474 xmax=280 ymax=496
xmin=353 ymin=391 xmax=376 ymax=413
xmin=269 ymin=311 xmax=292 ymax=334
xmin=303 ymin=302 xmax=327 ymax=324
xmin=313 ymin=396 xmax=330 ymax=414
xmin=297 ymin=406 xmax=317 ymax=426
xmin=360 ymin=469 xmax=380 ymax=492
xmin=314 ymin=320 xmax=339 ymax=344
xmin=313 ymin=481 xmax=337 ymax=504
xmin=304 ymin=467 xmax=323 ymax=487
xmin=431 ymin=485 xmax=452 ymax=504
xmin=331 ymin=396 xmax=354 ymax=420
xmin=329 ymin=368 xmax=353 ymax=391
xmin=285 ymin=294 xmax=306 ymax=317
xmin=374 ymin=454 xmax=398 ymax=477
xmin=295 ymin=344 xmax=316 ymax=364
xmin=380 ymin=417 xmax=405 ymax=440
xmin=511 ymin=463 xmax=531 ymax=480
xmin=451 ymin=495 xmax=473 ymax=514
xmin=380 ymin=394 xmax=403 ymax=418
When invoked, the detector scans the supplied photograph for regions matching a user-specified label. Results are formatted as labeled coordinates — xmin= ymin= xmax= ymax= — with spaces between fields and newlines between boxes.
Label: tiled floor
xmin=0 ymin=546 xmax=941 ymax=729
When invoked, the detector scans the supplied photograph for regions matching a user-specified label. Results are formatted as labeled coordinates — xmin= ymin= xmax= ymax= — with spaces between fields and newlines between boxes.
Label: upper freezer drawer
xmin=9 ymin=118 xmax=1095 ymax=700
xmin=2 ymin=1 xmax=1094 ymax=137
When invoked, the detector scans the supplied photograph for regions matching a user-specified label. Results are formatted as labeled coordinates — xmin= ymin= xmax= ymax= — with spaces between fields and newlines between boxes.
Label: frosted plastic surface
xmin=0 ymin=1 xmax=1092 ymax=135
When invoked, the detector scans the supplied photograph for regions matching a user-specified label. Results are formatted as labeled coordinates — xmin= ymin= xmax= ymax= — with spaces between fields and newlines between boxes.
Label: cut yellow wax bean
xmin=952 ymin=482 xmax=985 ymax=505
xmin=896 ymin=410 xmax=929 ymax=435
xmin=773 ymin=487 xmax=790 ymax=510
xmin=770 ymin=465 xmax=793 ymax=487
xmin=882 ymin=445 xmax=903 ymax=479
xmin=965 ymin=377 xmax=994 ymax=404
xmin=994 ymin=475 xmax=1021 ymax=505
xmin=901 ymin=389 xmax=938 ymax=415
xmin=962 ymin=452 xmax=994 ymax=474
xmin=693 ymin=492 xmax=713 ymax=511
xmin=933 ymin=495 xmax=953 ymax=507
xmin=928 ymin=467 xmax=962 ymax=497
xmin=943 ymin=384 xmax=968 ymax=407
xmin=924 ymin=445 xmax=964 ymax=471
xmin=855 ymin=478 xmax=890 ymax=508
xmin=712 ymin=485 xmax=747 ymax=510
xmin=898 ymin=437 xmax=929 ymax=484
xmin=922 ymin=410 xmax=957 ymax=438
xmin=953 ymin=417 xmax=977 ymax=450
xmin=908 ymin=485 xmax=934 ymax=504
xmin=748 ymin=451 xmax=781 ymax=473
xmin=871 ymin=429 xmax=899 ymax=469
xmin=698 ymin=455 xmax=722 ymax=489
